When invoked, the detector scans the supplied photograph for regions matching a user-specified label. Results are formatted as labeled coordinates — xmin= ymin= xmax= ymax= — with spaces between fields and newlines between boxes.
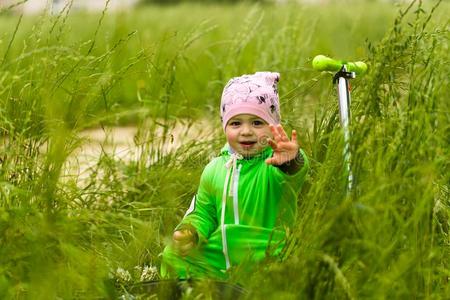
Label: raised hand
xmin=265 ymin=124 xmax=299 ymax=166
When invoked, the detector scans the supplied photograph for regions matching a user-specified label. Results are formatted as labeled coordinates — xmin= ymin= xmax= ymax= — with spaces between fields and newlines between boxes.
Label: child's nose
xmin=240 ymin=124 xmax=253 ymax=135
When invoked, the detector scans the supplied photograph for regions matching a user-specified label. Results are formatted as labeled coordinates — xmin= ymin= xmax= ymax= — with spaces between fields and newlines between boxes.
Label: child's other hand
xmin=265 ymin=124 xmax=299 ymax=165
xmin=173 ymin=229 xmax=197 ymax=256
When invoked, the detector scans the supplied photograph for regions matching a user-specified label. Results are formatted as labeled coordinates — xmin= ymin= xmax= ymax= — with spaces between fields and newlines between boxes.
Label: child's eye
xmin=229 ymin=121 xmax=241 ymax=126
xmin=253 ymin=120 xmax=264 ymax=126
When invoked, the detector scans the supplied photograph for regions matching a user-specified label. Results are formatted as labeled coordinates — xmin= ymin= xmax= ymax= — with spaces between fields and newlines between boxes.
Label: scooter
xmin=312 ymin=55 xmax=367 ymax=192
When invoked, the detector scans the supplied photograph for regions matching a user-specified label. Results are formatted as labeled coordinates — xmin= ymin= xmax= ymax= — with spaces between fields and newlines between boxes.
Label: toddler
xmin=161 ymin=72 xmax=309 ymax=280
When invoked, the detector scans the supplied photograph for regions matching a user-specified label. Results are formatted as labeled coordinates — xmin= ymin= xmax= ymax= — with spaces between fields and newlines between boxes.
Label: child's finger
xmin=180 ymin=241 xmax=194 ymax=252
xmin=276 ymin=124 xmax=289 ymax=141
xmin=269 ymin=125 xmax=279 ymax=141
xmin=173 ymin=230 xmax=193 ymax=242
xmin=291 ymin=130 xmax=297 ymax=142
xmin=267 ymin=138 xmax=278 ymax=150
xmin=173 ymin=231 xmax=183 ymax=241
xmin=178 ymin=242 xmax=195 ymax=256
xmin=173 ymin=234 xmax=195 ymax=250
xmin=173 ymin=231 xmax=186 ymax=241
xmin=266 ymin=156 xmax=282 ymax=166
xmin=265 ymin=157 xmax=274 ymax=165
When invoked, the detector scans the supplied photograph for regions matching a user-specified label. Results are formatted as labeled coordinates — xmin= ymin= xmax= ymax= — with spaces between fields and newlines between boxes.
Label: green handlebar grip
xmin=312 ymin=55 xmax=367 ymax=75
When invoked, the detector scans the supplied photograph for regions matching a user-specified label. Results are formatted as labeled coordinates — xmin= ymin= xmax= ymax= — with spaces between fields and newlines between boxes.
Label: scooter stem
xmin=335 ymin=66 xmax=354 ymax=192
xmin=312 ymin=55 xmax=367 ymax=193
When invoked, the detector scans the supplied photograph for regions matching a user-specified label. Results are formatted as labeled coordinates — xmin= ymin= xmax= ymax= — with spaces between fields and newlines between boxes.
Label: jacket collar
xmin=220 ymin=143 xmax=273 ymax=161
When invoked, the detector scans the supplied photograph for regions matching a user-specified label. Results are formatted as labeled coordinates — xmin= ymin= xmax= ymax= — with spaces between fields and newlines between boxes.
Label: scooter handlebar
xmin=312 ymin=55 xmax=367 ymax=75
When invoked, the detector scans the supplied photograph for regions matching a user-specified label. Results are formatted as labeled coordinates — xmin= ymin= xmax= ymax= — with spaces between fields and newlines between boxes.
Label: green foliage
xmin=0 ymin=1 xmax=398 ymax=123
xmin=242 ymin=1 xmax=450 ymax=299
xmin=0 ymin=0 xmax=448 ymax=298
xmin=139 ymin=0 xmax=269 ymax=4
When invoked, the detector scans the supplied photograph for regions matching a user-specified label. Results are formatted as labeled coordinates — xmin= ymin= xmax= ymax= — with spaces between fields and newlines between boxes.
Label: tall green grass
xmin=244 ymin=1 xmax=449 ymax=299
xmin=0 ymin=1 xmax=400 ymax=123
xmin=0 ymin=0 xmax=448 ymax=298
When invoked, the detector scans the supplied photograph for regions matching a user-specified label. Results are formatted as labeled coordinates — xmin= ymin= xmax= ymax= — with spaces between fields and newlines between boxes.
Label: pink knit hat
xmin=220 ymin=72 xmax=281 ymax=130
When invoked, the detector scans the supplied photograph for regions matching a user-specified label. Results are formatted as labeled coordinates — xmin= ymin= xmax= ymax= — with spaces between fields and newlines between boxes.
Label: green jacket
xmin=175 ymin=144 xmax=309 ymax=273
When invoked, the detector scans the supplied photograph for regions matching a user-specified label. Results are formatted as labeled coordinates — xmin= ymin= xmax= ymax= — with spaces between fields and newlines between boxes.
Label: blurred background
xmin=1 ymin=0 xmax=416 ymax=15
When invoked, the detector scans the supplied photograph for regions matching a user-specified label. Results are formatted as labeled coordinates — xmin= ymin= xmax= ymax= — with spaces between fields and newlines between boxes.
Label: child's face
xmin=225 ymin=114 xmax=273 ymax=158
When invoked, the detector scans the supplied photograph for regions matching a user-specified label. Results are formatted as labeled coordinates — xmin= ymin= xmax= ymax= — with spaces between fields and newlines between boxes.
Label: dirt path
xmin=64 ymin=119 xmax=217 ymax=183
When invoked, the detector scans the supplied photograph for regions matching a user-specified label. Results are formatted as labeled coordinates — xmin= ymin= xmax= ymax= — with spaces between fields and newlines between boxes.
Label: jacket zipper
xmin=221 ymin=158 xmax=242 ymax=270
xmin=233 ymin=164 xmax=242 ymax=225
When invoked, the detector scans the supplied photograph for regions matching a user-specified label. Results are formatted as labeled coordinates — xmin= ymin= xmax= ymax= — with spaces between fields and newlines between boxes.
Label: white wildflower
xmin=140 ymin=265 xmax=158 ymax=282
xmin=115 ymin=267 xmax=132 ymax=283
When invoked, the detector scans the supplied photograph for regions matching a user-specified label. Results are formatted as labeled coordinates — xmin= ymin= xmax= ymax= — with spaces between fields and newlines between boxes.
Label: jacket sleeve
xmin=271 ymin=149 xmax=310 ymax=227
xmin=175 ymin=163 xmax=218 ymax=242
xmin=273 ymin=149 xmax=309 ymax=192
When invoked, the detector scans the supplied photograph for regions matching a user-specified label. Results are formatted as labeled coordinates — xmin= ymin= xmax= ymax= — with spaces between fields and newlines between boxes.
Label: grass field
xmin=0 ymin=0 xmax=449 ymax=298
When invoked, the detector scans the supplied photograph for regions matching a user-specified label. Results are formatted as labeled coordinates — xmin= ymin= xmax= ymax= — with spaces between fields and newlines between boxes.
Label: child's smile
xmin=225 ymin=114 xmax=273 ymax=157
xmin=240 ymin=141 xmax=256 ymax=148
